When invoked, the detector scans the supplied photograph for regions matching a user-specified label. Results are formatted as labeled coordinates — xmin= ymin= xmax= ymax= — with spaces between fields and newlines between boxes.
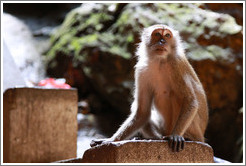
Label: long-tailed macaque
xmin=91 ymin=24 xmax=208 ymax=152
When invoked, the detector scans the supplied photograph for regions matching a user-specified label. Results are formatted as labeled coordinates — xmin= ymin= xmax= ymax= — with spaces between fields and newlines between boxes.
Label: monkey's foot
xmin=163 ymin=135 xmax=185 ymax=152
xmin=90 ymin=138 xmax=112 ymax=147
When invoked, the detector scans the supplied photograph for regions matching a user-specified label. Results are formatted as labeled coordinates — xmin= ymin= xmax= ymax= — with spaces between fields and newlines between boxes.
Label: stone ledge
xmin=81 ymin=140 xmax=214 ymax=163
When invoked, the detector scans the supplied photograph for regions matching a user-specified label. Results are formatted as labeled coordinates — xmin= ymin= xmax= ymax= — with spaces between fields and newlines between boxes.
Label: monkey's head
xmin=139 ymin=24 xmax=183 ymax=59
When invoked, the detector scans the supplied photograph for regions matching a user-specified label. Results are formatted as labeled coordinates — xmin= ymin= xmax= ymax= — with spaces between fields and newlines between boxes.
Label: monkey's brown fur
xmin=91 ymin=24 xmax=208 ymax=152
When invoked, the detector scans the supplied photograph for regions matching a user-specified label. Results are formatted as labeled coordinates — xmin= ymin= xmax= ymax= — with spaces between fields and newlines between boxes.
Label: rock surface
xmin=46 ymin=3 xmax=242 ymax=115
xmin=3 ymin=13 xmax=46 ymax=85
xmin=81 ymin=140 xmax=214 ymax=163
xmin=3 ymin=41 xmax=26 ymax=92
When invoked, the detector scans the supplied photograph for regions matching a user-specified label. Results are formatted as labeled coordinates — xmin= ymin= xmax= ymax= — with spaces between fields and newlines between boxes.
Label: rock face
xmin=45 ymin=3 xmax=243 ymax=162
xmin=81 ymin=140 xmax=214 ymax=163
xmin=3 ymin=41 xmax=26 ymax=92
xmin=3 ymin=13 xmax=45 ymax=84
xmin=204 ymin=3 xmax=243 ymax=26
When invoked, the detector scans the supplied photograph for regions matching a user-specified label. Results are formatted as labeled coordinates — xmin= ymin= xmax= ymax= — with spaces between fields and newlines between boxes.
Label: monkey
xmin=90 ymin=24 xmax=208 ymax=152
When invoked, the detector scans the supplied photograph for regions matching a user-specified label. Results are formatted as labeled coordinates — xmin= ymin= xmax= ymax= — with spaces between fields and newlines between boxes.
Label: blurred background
xmin=3 ymin=3 xmax=243 ymax=162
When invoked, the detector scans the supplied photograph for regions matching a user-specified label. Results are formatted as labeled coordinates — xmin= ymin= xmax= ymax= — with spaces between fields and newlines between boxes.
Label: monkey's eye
xmin=155 ymin=33 xmax=162 ymax=37
xmin=165 ymin=33 xmax=171 ymax=38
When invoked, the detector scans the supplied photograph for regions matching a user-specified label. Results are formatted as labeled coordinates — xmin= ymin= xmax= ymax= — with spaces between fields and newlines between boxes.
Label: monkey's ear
xmin=141 ymin=27 xmax=149 ymax=36
xmin=140 ymin=28 xmax=146 ymax=37
xmin=140 ymin=28 xmax=151 ymax=43
xmin=172 ymin=29 xmax=180 ymax=37
xmin=170 ymin=29 xmax=181 ymax=41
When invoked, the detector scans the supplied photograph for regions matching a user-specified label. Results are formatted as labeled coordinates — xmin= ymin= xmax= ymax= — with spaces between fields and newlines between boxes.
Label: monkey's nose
xmin=159 ymin=38 xmax=166 ymax=44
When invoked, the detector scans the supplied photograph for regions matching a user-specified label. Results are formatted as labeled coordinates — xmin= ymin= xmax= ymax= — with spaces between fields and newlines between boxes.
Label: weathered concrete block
xmin=3 ymin=87 xmax=78 ymax=163
xmin=81 ymin=140 xmax=214 ymax=163
xmin=54 ymin=158 xmax=84 ymax=163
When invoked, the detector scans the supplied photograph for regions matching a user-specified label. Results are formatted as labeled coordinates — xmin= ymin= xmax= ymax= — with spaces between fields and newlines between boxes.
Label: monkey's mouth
xmin=155 ymin=47 xmax=167 ymax=52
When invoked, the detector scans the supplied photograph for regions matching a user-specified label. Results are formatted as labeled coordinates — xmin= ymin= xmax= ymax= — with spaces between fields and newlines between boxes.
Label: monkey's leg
xmin=141 ymin=121 xmax=162 ymax=139
xmin=142 ymin=122 xmax=185 ymax=152
xmin=183 ymin=122 xmax=205 ymax=142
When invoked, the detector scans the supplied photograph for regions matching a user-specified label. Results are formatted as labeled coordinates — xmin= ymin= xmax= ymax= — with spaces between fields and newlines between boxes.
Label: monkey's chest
xmin=153 ymin=87 xmax=183 ymax=134
xmin=149 ymin=66 xmax=183 ymax=112
xmin=154 ymin=87 xmax=180 ymax=105
xmin=152 ymin=76 xmax=176 ymax=99
xmin=153 ymin=85 xmax=183 ymax=118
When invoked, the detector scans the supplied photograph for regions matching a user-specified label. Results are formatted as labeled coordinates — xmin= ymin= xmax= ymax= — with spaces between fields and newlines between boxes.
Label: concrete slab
xmin=81 ymin=140 xmax=214 ymax=163
xmin=3 ymin=87 xmax=78 ymax=163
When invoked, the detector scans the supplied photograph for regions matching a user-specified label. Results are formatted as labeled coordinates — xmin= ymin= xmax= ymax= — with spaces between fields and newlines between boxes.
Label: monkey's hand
xmin=163 ymin=135 xmax=185 ymax=152
xmin=90 ymin=138 xmax=112 ymax=147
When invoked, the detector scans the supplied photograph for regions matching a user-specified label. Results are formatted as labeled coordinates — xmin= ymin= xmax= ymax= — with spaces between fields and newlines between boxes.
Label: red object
xmin=38 ymin=78 xmax=71 ymax=89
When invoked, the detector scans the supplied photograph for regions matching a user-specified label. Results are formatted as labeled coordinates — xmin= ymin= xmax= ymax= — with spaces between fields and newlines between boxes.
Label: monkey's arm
xmin=90 ymin=71 xmax=153 ymax=147
xmin=172 ymin=96 xmax=198 ymax=136
xmin=163 ymin=75 xmax=199 ymax=152
xmin=110 ymin=74 xmax=153 ymax=141
xmin=172 ymin=75 xmax=199 ymax=136
xmin=164 ymin=92 xmax=198 ymax=152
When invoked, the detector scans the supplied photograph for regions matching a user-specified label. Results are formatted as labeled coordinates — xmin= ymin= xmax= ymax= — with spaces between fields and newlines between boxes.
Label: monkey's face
xmin=145 ymin=26 xmax=175 ymax=58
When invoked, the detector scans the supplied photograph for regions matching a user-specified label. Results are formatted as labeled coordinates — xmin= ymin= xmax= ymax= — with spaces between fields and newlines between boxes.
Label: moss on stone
xmin=46 ymin=3 xmax=242 ymax=66
xmin=187 ymin=46 xmax=216 ymax=61
xmin=219 ymin=15 xmax=242 ymax=34
xmin=206 ymin=45 xmax=231 ymax=60
xmin=187 ymin=44 xmax=232 ymax=62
